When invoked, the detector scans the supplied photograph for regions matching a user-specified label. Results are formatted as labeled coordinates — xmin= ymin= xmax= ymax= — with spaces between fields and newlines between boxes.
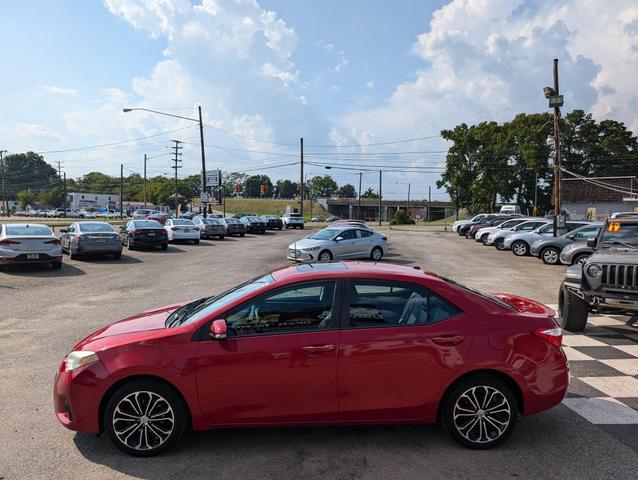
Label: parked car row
xmin=454 ymin=213 xmax=600 ymax=265
xmin=12 ymin=208 xmax=103 ymax=218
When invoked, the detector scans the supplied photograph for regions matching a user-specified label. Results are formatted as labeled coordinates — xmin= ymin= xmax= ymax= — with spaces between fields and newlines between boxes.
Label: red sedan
xmin=54 ymin=262 xmax=568 ymax=456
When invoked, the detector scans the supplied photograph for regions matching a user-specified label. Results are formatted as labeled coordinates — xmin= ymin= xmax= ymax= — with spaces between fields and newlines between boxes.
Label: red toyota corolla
xmin=54 ymin=262 xmax=568 ymax=456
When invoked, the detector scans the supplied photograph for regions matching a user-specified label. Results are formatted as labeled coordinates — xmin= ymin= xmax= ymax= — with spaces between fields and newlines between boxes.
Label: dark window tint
xmin=225 ymin=281 xmax=336 ymax=336
xmin=347 ymin=281 xmax=461 ymax=328
xmin=358 ymin=229 xmax=374 ymax=238
xmin=338 ymin=229 xmax=357 ymax=240
xmin=6 ymin=225 xmax=53 ymax=236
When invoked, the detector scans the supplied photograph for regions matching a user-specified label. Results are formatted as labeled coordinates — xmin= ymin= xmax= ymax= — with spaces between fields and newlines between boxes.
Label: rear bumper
xmin=131 ymin=238 xmax=167 ymax=246
xmin=0 ymin=253 xmax=62 ymax=264
xmin=78 ymin=244 xmax=122 ymax=254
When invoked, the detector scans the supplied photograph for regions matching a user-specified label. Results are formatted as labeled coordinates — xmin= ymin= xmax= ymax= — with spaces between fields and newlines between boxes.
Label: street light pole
xmin=358 ymin=171 xmax=362 ymax=220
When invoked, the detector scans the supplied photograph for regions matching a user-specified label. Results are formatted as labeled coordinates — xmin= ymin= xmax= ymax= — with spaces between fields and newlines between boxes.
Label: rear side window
xmin=346 ymin=281 xmax=461 ymax=328
xmin=357 ymin=229 xmax=374 ymax=238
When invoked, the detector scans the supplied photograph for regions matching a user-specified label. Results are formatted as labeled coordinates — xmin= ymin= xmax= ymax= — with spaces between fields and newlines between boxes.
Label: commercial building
xmin=561 ymin=176 xmax=638 ymax=220
xmin=66 ymin=192 xmax=120 ymax=211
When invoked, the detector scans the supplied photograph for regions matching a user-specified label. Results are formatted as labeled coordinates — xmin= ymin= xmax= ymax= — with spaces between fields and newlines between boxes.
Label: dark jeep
xmin=558 ymin=217 xmax=638 ymax=331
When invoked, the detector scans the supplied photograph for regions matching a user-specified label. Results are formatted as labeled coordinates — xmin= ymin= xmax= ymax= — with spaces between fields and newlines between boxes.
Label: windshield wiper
xmin=165 ymin=297 xmax=211 ymax=328
xmin=602 ymin=240 xmax=636 ymax=249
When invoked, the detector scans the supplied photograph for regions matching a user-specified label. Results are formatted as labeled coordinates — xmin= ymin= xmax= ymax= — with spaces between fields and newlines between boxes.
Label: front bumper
xmin=287 ymin=249 xmax=315 ymax=262
xmin=53 ymin=359 xmax=111 ymax=433
xmin=565 ymin=284 xmax=638 ymax=313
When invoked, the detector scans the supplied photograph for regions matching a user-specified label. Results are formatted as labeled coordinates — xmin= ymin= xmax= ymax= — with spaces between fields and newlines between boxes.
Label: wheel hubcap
xmin=514 ymin=243 xmax=526 ymax=255
xmin=543 ymin=250 xmax=558 ymax=263
xmin=319 ymin=252 xmax=331 ymax=262
xmin=372 ymin=249 xmax=381 ymax=260
xmin=453 ymin=385 xmax=511 ymax=444
xmin=112 ymin=391 xmax=175 ymax=451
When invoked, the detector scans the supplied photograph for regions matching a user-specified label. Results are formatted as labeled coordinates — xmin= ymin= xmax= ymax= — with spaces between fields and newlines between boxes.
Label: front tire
xmin=318 ymin=250 xmax=333 ymax=262
xmin=104 ymin=380 xmax=187 ymax=457
xmin=442 ymin=376 xmax=517 ymax=450
xmin=572 ymin=253 xmax=590 ymax=265
xmin=512 ymin=241 xmax=529 ymax=256
xmin=541 ymin=247 xmax=561 ymax=265
xmin=494 ymin=239 xmax=506 ymax=251
xmin=558 ymin=282 xmax=588 ymax=332
xmin=370 ymin=246 xmax=383 ymax=261
xmin=482 ymin=235 xmax=490 ymax=246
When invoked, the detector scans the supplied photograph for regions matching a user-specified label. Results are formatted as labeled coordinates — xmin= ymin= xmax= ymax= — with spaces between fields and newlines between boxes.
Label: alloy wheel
xmin=453 ymin=385 xmax=511 ymax=445
xmin=112 ymin=391 xmax=175 ymax=452
xmin=318 ymin=251 xmax=332 ymax=262
xmin=371 ymin=247 xmax=383 ymax=261
xmin=512 ymin=242 xmax=527 ymax=256
xmin=542 ymin=248 xmax=559 ymax=264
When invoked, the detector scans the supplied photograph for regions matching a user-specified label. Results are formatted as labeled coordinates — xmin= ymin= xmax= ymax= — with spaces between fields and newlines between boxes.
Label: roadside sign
xmin=206 ymin=170 xmax=221 ymax=187
xmin=200 ymin=192 xmax=207 ymax=202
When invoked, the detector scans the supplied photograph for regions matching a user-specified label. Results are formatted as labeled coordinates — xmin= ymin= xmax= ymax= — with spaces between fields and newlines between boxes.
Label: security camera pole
xmin=543 ymin=59 xmax=563 ymax=237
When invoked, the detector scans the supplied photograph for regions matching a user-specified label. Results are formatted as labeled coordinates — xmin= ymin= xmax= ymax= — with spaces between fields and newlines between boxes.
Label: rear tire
xmin=219 ymin=235 xmax=225 ymax=240
xmin=193 ymin=239 xmax=200 ymax=244
xmin=370 ymin=246 xmax=383 ymax=261
xmin=161 ymin=243 xmax=168 ymax=250
xmin=70 ymin=252 xmax=79 ymax=260
xmin=240 ymin=233 xmax=245 ymax=237
xmin=558 ymin=282 xmax=588 ymax=332
xmin=113 ymin=252 xmax=122 ymax=260
xmin=127 ymin=237 xmax=135 ymax=251
xmin=103 ymin=379 xmax=187 ymax=457
xmin=541 ymin=247 xmax=561 ymax=265
xmin=442 ymin=376 xmax=517 ymax=450
xmin=51 ymin=261 xmax=62 ymax=270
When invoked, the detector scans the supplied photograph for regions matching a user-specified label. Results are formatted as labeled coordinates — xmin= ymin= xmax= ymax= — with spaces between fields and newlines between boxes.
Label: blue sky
xmin=1 ymin=0 xmax=637 ymax=200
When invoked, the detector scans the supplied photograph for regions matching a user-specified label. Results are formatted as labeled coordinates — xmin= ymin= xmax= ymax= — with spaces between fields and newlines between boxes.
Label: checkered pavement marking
xmin=545 ymin=307 xmax=638 ymax=434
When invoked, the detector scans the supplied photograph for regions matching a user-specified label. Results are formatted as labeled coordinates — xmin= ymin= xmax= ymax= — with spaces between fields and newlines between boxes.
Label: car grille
xmin=601 ymin=264 xmax=638 ymax=289
xmin=288 ymin=249 xmax=301 ymax=257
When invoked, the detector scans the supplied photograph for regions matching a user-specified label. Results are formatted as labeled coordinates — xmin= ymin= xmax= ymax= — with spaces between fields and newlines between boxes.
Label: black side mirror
xmin=59 ymin=229 xmax=67 ymax=233
xmin=587 ymin=239 xmax=596 ymax=248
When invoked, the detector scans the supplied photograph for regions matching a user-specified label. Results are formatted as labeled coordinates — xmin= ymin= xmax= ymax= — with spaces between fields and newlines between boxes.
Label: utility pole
xmin=358 ymin=171 xmax=362 ymax=220
xmin=119 ymin=165 xmax=123 ymax=219
xmin=56 ymin=161 xmax=62 ymax=178
xmin=63 ymin=172 xmax=68 ymax=217
xmin=198 ymin=106 xmax=208 ymax=219
xmin=534 ymin=171 xmax=538 ymax=216
xmin=407 ymin=183 xmax=411 ymax=218
xmin=427 ymin=185 xmax=431 ymax=223
xmin=300 ymin=137 xmax=304 ymax=218
xmin=171 ymin=140 xmax=183 ymax=214
xmin=143 ymin=154 xmax=147 ymax=208
xmin=378 ymin=170 xmax=382 ymax=226
xmin=552 ymin=59 xmax=561 ymax=236
xmin=1 ymin=150 xmax=8 ymax=216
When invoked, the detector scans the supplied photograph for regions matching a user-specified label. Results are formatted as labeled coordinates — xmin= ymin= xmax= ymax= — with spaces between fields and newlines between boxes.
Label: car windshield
xmin=309 ymin=229 xmax=338 ymax=240
xmin=172 ymin=274 xmax=275 ymax=327
xmin=6 ymin=225 xmax=52 ymax=236
xmin=600 ymin=223 xmax=638 ymax=247
xmin=133 ymin=220 xmax=162 ymax=228
xmin=79 ymin=223 xmax=114 ymax=233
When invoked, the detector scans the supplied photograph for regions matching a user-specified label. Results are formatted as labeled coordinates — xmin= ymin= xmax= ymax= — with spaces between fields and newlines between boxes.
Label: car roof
xmin=271 ymin=261 xmax=429 ymax=283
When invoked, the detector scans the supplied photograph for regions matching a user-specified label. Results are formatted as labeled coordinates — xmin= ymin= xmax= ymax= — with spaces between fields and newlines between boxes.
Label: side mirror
xmin=210 ymin=319 xmax=227 ymax=340
xmin=59 ymin=229 xmax=67 ymax=233
xmin=587 ymin=238 xmax=597 ymax=248
xmin=119 ymin=225 xmax=126 ymax=231
xmin=334 ymin=236 xmax=344 ymax=242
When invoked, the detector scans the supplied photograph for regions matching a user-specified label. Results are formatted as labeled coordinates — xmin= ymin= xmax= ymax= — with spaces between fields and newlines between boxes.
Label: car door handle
xmin=302 ymin=344 xmax=336 ymax=354
xmin=431 ymin=336 xmax=464 ymax=346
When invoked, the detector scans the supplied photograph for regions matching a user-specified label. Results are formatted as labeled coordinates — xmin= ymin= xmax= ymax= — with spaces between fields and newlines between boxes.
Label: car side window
xmin=538 ymin=225 xmax=553 ymax=234
xmin=575 ymin=228 xmax=599 ymax=239
xmin=339 ymin=230 xmax=357 ymax=240
xmin=347 ymin=281 xmax=461 ymax=328
xmin=225 ymin=281 xmax=336 ymax=337
xmin=357 ymin=229 xmax=373 ymax=238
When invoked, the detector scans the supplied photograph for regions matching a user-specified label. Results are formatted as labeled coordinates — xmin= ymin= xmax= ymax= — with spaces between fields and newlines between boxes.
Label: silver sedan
xmin=287 ymin=226 xmax=388 ymax=262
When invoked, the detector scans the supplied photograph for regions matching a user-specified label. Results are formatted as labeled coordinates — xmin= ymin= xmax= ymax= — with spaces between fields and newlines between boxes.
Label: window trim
xmin=340 ymin=279 xmax=463 ymax=330
xmin=201 ymin=279 xmax=345 ymax=340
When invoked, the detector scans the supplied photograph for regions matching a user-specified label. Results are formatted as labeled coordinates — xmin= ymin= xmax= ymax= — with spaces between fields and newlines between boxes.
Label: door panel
xmin=196 ymin=330 xmax=339 ymax=425
xmin=338 ymin=315 xmax=472 ymax=421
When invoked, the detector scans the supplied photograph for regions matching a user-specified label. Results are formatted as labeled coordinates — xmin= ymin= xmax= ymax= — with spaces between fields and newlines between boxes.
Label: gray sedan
xmin=287 ymin=226 xmax=388 ymax=262
xmin=60 ymin=221 xmax=122 ymax=259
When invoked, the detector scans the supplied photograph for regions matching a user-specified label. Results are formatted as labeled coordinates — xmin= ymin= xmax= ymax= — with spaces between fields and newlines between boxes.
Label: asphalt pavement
xmin=1 ymin=227 xmax=637 ymax=479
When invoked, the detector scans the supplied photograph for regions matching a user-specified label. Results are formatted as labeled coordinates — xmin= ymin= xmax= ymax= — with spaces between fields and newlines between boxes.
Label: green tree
xmin=307 ymin=175 xmax=338 ymax=198
xmin=360 ymin=187 xmax=378 ymax=199
xmin=244 ymin=175 xmax=273 ymax=197
xmin=275 ymin=179 xmax=297 ymax=198
xmin=222 ymin=171 xmax=249 ymax=196
xmin=75 ymin=172 xmax=118 ymax=194
xmin=17 ymin=188 xmax=36 ymax=209
xmin=337 ymin=183 xmax=357 ymax=198
xmin=3 ymin=152 xmax=59 ymax=198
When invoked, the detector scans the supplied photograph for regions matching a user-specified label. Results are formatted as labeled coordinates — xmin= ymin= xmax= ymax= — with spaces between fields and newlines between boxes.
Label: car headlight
xmin=65 ymin=351 xmax=98 ymax=371
xmin=302 ymin=246 xmax=321 ymax=252
xmin=586 ymin=264 xmax=602 ymax=278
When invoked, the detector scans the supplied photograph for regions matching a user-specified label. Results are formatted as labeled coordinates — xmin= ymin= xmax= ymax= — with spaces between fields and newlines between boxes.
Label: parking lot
xmin=1 ymin=227 xmax=638 ymax=479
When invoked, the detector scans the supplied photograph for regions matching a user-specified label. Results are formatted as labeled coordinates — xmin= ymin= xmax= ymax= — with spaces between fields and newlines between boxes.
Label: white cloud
xmin=39 ymin=85 xmax=79 ymax=96
xmin=259 ymin=62 xmax=298 ymax=85
xmin=366 ymin=80 xmax=375 ymax=89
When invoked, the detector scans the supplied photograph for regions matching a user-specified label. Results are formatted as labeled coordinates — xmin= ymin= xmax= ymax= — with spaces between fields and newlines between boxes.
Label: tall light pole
xmin=543 ymin=59 xmax=563 ymax=236
xmin=123 ymin=106 xmax=208 ymax=218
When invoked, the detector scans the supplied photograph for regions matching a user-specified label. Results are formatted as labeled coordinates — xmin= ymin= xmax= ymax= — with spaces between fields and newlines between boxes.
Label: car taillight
xmin=133 ymin=229 xmax=143 ymax=234
xmin=381 ymin=236 xmax=387 ymax=241
xmin=0 ymin=239 xmax=21 ymax=245
xmin=171 ymin=227 xmax=179 ymax=231
xmin=532 ymin=327 xmax=562 ymax=348
xmin=193 ymin=227 xmax=200 ymax=231
xmin=45 ymin=239 xmax=61 ymax=245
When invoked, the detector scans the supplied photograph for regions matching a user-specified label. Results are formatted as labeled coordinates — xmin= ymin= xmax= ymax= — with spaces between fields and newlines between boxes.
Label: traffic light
xmin=260 ymin=184 xmax=265 ymax=196
xmin=263 ymin=184 xmax=269 ymax=194
xmin=234 ymin=183 xmax=241 ymax=193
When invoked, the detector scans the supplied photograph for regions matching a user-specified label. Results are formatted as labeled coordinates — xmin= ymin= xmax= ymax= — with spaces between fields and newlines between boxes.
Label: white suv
xmin=281 ymin=212 xmax=304 ymax=229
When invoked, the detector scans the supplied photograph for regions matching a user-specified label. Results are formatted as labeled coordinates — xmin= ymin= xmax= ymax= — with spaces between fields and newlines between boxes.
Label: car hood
xmin=288 ymin=238 xmax=327 ymax=249
xmin=72 ymin=302 xmax=184 ymax=351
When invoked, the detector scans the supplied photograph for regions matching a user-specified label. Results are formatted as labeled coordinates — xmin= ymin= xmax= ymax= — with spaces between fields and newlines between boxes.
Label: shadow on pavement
xmin=74 ymin=254 xmax=143 ymax=264
xmin=0 ymin=262 xmax=86 ymax=277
